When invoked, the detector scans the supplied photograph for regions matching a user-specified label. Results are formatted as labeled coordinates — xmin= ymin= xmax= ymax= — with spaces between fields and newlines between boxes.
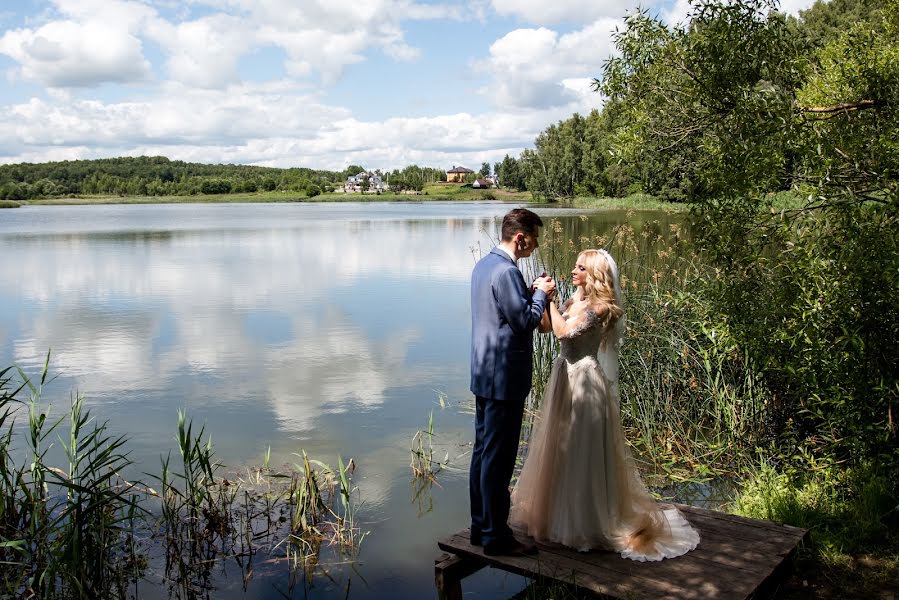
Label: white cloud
xmin=175 ymin=0 xmax=449 ymax=85
xmin=0 ymin=82 xmax=589 ymax=169
xmin=661 ymin=0 xmax=819 ymax=27
xmin=1 ymin=0 xmax=459 ymax=89
xmin=0 ymin=19 xmax=152 ymax=87
xmin=490 ymin=0 xmax=629 ymax=24
xmin=1 ymin=82 xmax=349 ymax=150
xmin=660 ymin=0 xmax=691 ymax=26
xmin=145 ymin=14 xmax=251 ymax=89
xmin=478 ymin=19 xmax=615 ymax=110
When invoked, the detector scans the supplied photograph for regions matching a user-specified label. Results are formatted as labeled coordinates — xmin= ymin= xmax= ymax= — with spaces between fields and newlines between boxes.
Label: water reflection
xmin=0 ymin=202 xmax=682 ymax=599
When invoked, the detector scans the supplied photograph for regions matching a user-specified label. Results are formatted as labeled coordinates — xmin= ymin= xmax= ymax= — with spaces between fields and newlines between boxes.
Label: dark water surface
xmin=0 ymin=202 xmax=678 ymax=599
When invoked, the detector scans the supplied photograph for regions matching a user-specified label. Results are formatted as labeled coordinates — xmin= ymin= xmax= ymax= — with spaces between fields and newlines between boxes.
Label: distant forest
xmin=1 ymin=0 xmax=892 ymax=203
xmin=0 ymin=157 xmax=448 ymax=200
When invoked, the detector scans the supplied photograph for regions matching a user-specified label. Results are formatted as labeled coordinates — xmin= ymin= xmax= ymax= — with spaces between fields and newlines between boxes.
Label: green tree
xmin=597 ymin=0 xmax=899 ymax=463
xmin=495 ymin=154 xmax=526 ymax=190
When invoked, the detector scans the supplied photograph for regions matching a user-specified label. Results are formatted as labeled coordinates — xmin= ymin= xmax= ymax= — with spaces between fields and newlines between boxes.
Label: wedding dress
xmin=510 ymin=291 xmax=699 ymax=561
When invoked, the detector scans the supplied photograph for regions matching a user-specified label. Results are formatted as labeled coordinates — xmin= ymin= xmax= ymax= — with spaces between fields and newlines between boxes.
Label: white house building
xmin=344 ymin=171 xmax=389 ymax=193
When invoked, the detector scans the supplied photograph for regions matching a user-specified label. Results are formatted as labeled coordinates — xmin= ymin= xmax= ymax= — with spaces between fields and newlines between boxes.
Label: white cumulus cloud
xmin=478 ymin=18 xmax=616 ymax=110
xmin=490 ymin=0 xmax=632 ymax=24
xmin=0 ymin=19 xmax=152 ymax=87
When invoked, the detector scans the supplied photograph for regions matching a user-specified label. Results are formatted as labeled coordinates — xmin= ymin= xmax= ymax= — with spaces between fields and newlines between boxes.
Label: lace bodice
xmin=558 ymin=303 xmax=604 ymax=365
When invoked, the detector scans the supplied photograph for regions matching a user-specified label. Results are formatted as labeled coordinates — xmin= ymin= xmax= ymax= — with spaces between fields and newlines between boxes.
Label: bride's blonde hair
xmin=573 ymin=249 xmax=623 ymax=327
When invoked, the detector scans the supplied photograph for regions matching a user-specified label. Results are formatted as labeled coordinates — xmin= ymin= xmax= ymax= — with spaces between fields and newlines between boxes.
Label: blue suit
xmin=469 ymin=248 xmax=548 ymax=547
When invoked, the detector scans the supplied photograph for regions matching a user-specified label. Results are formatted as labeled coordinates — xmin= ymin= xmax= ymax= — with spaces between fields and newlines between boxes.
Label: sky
xmin=0 ymin=0 xmax=819 ymax=172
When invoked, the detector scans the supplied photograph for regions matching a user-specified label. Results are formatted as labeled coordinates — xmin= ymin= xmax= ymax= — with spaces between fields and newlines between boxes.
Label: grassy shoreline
xmin=12 ymin=188 xmax=701 ymax=211
xmin=21 ymin=185 xmax=533 ymax=206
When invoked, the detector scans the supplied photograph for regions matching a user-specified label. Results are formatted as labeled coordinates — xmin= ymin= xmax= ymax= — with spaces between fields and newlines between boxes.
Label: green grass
xmin=29 ymin=191 xmax=314 ymax=205
xmin=23 ymin=185 xmax=532 ymax=205
xmin=567 ymin=193 xmax=687 ymax=211
xmin=14 ymin=189 xmax=804 ymax=209
xmin=566 ymin=190 xmax=813 ymax=212
xmin=732 ymin=460 xmax=898 ymax=598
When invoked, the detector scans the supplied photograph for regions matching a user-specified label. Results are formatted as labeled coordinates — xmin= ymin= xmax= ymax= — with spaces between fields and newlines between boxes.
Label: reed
xmin=410 ymin=410 xmax=449 ymax=480
xmin=1 ymin=358 xmax=369 ymax=598
xmin=523 ymin=215 xmax=770 ymax=484
xmin=0 ymin=355 xmax=143 ymax=598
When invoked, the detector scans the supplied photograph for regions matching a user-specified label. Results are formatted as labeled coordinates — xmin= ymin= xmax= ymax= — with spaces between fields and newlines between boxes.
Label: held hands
xmin=533 ymin=274 xmax=556 ymax=298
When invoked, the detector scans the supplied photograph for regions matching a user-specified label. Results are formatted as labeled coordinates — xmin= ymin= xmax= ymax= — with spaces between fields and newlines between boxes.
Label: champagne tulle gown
xmin=510 ymin=303 xmax=700 ymax=561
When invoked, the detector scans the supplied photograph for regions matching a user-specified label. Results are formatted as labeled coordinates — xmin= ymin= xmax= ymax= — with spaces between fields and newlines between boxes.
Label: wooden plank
xmin=530 ymin=511 xmax=805 ymax=594
xmin=435 ymin=553 xmax=485 ymax=600
xmin=676 ymin=504 xmax=807 ymax=536
xmin=531 ymin=543 xmax=764 ymax=599
xmin=437 ymin=505 xmax=809 ymax=600
xmin=439 ymin=532 xmax=712 ymax=599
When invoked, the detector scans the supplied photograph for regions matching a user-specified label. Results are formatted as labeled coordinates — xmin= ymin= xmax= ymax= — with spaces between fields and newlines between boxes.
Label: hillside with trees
xmin=0 ymin=156 xmax=346 ymax=200
xmin=0 ymin=157 xmax=455 ymax=201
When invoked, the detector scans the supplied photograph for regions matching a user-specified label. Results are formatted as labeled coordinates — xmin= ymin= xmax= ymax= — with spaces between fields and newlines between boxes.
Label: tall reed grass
xmin=0 ymin=355 xmax=143 ymax=598
xmin=522 ymin=214 xmax=771 ymax=484
xmin=0 ymin=357 xmax=367 ymax=598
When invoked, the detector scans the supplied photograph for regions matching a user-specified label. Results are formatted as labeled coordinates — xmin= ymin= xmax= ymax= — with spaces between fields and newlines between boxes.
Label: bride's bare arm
xmin=537 ymin=305 xmax=552 ymax=333
xmin=549 ymin=300 xmax=570 ymax=338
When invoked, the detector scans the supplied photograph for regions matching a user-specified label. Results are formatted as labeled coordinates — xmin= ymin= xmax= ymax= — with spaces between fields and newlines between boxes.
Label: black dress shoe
xmin=483 ymin=539 xmax=538 ymax=556
xmin=470 ymin=527 xmax=482 ymax=546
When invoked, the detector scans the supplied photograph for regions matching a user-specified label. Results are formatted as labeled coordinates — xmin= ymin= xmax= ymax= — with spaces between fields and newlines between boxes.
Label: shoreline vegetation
xmin=520 ymin=211 xmax=897 ymax=599
xmin=6 ymin=187 xmax=686 ymax=210
xmin=0 ymin=360 xmax=366 ymax=598
xmin=18 ymin=185 xmax=530 ymax=205
xmin=3 ymin=190 xmax=801 ymax=212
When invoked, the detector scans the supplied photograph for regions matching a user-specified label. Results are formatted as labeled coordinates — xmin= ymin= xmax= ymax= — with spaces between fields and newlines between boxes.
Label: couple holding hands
xmin=469 ymin=208 xmax=699 ymax=560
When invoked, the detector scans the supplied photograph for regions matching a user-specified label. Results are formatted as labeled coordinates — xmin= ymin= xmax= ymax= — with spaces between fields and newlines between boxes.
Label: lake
xmin=0 ymin=201 xmax=679 ymax=599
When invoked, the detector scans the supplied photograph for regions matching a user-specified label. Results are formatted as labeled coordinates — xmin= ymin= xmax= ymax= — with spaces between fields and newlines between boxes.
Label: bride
xmin=510 ymin=249 xmax=699 ymax=561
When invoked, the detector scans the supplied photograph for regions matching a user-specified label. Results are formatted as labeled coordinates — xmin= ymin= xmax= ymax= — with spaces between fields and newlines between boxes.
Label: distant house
xmin=344 ymin=170 xmax=388 ymax=193
xmin=446 ymin=166 xmax=474 ymax=183
xmin=472 ymin=178 xmax=492 ymax=189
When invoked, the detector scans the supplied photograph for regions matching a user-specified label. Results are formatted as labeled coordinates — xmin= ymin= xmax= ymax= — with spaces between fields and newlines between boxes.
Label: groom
xmin=469 ymin=208 xmax=554 ymax=556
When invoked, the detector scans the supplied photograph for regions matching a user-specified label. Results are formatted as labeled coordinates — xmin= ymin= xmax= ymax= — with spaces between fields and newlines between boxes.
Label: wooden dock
xmin=436 ymin=504 xmax=809 ymax=600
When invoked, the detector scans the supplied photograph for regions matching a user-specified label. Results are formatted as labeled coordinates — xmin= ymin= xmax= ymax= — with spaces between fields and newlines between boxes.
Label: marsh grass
xmin=0 ymin=359 xmax=367 ymax=598
xmin=410 ymin=410 xmax=450 ymax=481
xmin=152 ymin=418 xmax=368 ymax=596
xmin=522 ymin=215 xmax=770 ymax=485
xmin=0 ymin=355 xmax=144 ymax=598
xmin=568 ymin=193 xmax=687 ymax=211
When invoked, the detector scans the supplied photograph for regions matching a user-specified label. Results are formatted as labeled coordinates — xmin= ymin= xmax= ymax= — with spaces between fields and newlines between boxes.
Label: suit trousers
xmin=469 ymin=395 xmax=525 ymax=546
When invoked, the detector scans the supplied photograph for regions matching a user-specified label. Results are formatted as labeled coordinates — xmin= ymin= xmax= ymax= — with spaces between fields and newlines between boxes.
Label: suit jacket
xmin=470 ymin=248 xmax=548 ymax=401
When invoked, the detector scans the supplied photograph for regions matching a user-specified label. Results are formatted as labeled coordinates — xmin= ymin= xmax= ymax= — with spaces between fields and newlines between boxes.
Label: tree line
xmin=496 ymin=0 xmax=894 ymax=202
xmin=0 ymin=157 xmax=453 ymax=200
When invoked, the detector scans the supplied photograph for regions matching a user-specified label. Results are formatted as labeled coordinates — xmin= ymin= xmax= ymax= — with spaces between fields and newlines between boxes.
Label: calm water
xmin=0 ymin=202 xmax=675 ymax=599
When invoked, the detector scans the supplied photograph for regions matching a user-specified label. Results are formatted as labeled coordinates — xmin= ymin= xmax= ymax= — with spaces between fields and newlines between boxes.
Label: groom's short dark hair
xmin=501 ymin=208 xmax=543 ymax=241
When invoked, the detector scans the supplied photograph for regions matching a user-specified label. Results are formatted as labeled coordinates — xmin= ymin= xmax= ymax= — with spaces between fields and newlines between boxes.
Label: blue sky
xmin=0 ymin=0 xmax=817 ymax=172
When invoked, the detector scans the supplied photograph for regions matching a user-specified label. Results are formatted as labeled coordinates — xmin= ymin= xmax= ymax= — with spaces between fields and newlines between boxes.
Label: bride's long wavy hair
xmin=573 ymin=249 xmax=623 ymax=328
